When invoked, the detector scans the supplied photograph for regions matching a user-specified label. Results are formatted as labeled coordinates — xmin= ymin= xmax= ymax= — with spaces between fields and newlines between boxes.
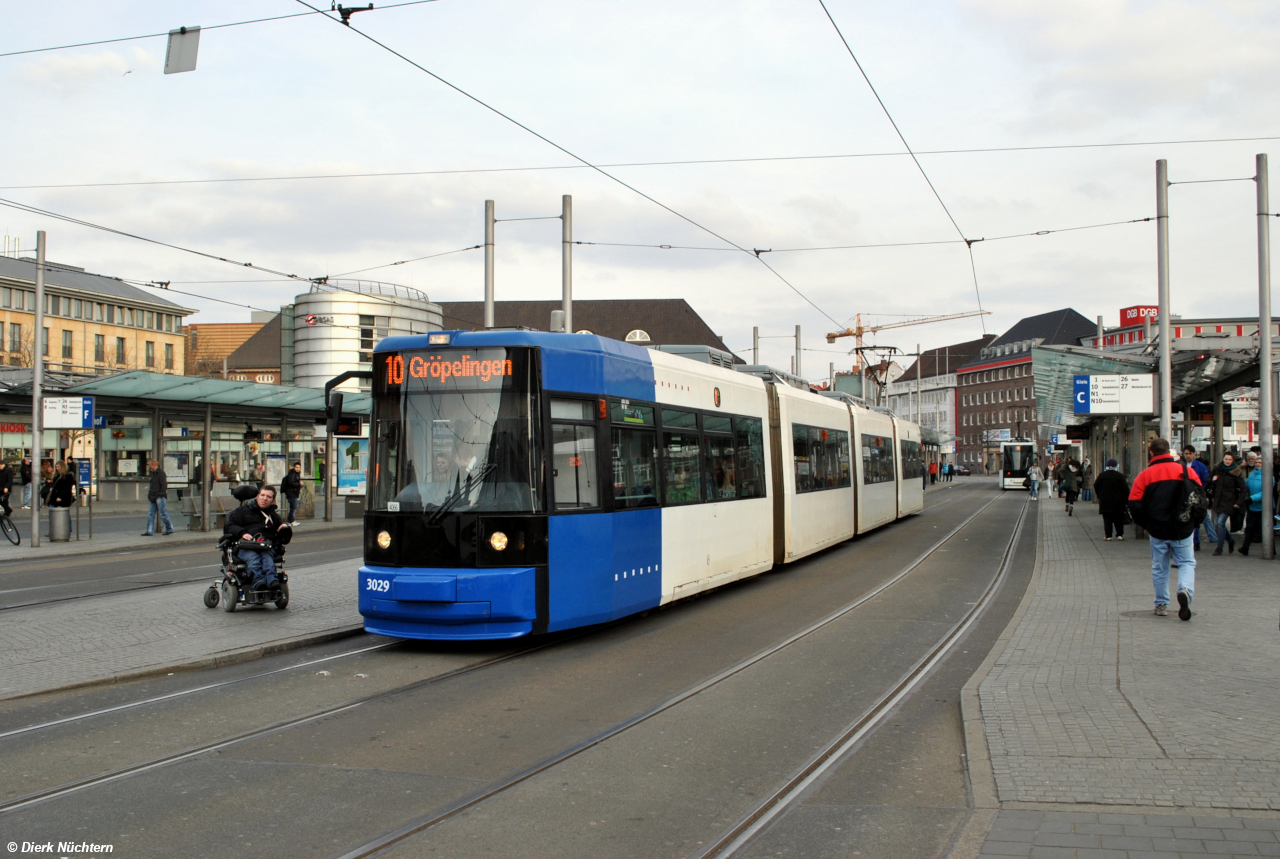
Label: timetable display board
xmin=1073 ymin=375 xmax=1155 ymax=415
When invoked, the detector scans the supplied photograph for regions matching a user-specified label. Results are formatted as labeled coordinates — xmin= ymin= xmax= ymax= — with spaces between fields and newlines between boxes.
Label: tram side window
xmin=734 ymin=417 xmax=766 ymax=499
xmin=662 ymin=410 xmax=703 ymax=505
xmin=611 ymin=428 xmax=657 ymax=509
xmin=861 ymin=434 xmax=896 ymax=485
xmin=899 ymin=440 xmax=924 ymax=480
xmin=551 ymin=399 xmax=598 ymax=510
xmin=793 ymin=423 xmax=850 ymax=492
xmin=705 ymin=431 xmax=736 ymax=500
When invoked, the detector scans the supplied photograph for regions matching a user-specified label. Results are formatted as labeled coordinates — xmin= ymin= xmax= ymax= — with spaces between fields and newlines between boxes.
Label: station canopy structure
xmin=1032 ymin=340 xmax=1265 ymax=431
xmin=60 ymin=370 xmax=370 ymax=418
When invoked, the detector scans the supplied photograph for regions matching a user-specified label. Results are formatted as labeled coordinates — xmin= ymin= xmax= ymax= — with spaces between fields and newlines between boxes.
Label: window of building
xmin=0 ymin=287 xmax=8 ymax=308
xmin=59 ymin=329 xmax=72 ymax=360
xmin=165 ymin=314 xmax=174 ymax=332
xmin=145 ymin=341 xmax=155 ymax=368
xmin=164 ymin=342 xmax=174 ymax=370
xmin=94 ymin=334 xmax=105 ymax=362
xmin=95 ymin=303 xmax=104 ymax=322
xmin=105 ymin=305 xmax=115 ymax=324
xmin=115 ymin=337 xmax=125 ymax=364
xmin=61 ymin=296 xmax=71 ymax=316
xmin=73 ymin=299 xmax=82 ymax=319
xmin=42 ymin=327 xmax=48 ymax=357
xmin=8 ymin=323 xmax=19 ymax=353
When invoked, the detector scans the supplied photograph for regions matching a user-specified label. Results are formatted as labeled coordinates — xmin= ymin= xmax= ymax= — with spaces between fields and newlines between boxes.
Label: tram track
xmin=329 ymin=488 xmax=1012 ymax=859
xmin=0 ymin=482 xmax=1006 ymax=848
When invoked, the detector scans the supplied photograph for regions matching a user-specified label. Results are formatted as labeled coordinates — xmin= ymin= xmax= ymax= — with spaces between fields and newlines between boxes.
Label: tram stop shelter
xmin=0 ymin=369 xmax=370 ymax=529
xmin=1032 ymin=334 xmax=1270 ymax=477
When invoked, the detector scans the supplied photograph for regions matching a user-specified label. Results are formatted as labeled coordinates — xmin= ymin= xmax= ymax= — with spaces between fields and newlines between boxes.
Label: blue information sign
xmin=1073 ymin=376 xmax=1092 ymax=414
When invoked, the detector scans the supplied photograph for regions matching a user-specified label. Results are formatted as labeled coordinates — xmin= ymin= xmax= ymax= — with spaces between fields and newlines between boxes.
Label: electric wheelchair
xmin=202 ymin=484 xmax=290 ymax=611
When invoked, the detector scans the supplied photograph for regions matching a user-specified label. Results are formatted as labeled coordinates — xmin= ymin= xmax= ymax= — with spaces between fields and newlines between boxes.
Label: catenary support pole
xmin=794 ymin=325 xmax=801 ymax=379
xmin=1096 ymin=316 xmax=1104 ymax=350
xmin=30 ymin=231 xmax=45 ymax=547
xmin=752 ymin=327 xmax=759 ymax=365
xmin=916 ymin=343 xmax=922 ymax=424
xmin=1256 ymin=153 xmax=1274 ymax=559
xmin=1156 ymin=160 xmax=1173 ymax=441
xmin=324 ymin=430 xmax=333 ymax=523
xmin=1212 ymin=392 xmax=1223 ymax=469
xmin=202 ymin=403 xmax=212 ymax=532
xmin=484 ymin=200 xmax=495 ymax=329
xmin=562 ymin=195 xmax=573 ymax=335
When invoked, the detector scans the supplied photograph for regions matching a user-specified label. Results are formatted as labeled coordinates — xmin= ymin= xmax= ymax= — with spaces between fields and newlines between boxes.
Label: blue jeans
xmin=1028 ymin=479 xmax=1039 ymax=499
xmin=22 ymin=483 xmax=31 ymax=507
xmin=237 ymin=547 xmax=278 ymax=590
xmin=146 ymin=497 xmax=174 ymax=534
xmin=286 ymin=495 xmax=299 ymax=523
xmin=1214 ymin=512 xmax=1235 ymax=549
xmin=1149 ymin=534 xmax=1195 ymax=606
xmin=1199 ymin=514 xmax=1217 ymax=545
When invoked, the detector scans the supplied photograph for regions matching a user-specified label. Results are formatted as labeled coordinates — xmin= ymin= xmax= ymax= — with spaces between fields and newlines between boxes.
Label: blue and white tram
xmin=358 ymin=331 xmax=923 ymax=641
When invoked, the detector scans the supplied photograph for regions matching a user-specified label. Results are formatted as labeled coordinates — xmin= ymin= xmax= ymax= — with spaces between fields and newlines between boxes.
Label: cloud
xmin=18 ymin=50 xmax=133 ymax=93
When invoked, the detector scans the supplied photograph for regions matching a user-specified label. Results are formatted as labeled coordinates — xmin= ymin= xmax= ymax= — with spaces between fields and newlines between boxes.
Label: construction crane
xmin=827 ymin=310 xmax=992 ymax=368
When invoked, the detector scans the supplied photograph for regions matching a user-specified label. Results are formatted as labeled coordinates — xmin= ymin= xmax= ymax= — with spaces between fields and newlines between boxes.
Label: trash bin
xmin=48 ymin=506 xmax=71 ymax=542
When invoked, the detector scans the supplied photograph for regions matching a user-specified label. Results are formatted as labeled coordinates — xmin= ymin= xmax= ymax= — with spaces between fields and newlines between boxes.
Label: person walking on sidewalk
xmin=142 ymin=459 xmax=175 ymax=536
xmin=0 ymin=460 xmax=11 ymax=518
xmin=928 ymin=460 xmax=938 ymax=485
xmin=1094 ymin=459 xmax=1129 ymax=540
xmin=1062 ymin=459 xmax=1082 ymax=515
xmin=19 ymin=457 xmax=31 ymax=509
xmin=1081 ymin=457 xmax=1095 ymax=502
xmin=281 ymin=462 xmax=303 ymax=525
xmin=1208 ymin=451 xmax=1246 ymax=555
xmin=1026 ymin=461 xmax=1043 ymax=501
xmin=1182 ymin=446 xmax=1215 ymax=551
xmin=1238 ymin=453 xmax=1273 ymax=557
xmin=1128 ymin=437 xmax=1200 ymax=621
xmin=47 ymin=462 xmax=76 ymax=508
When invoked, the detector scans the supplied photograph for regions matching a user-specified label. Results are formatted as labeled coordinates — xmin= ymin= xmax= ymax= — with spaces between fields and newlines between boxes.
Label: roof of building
xmin=0 ymin=256 xmax=194 ymax=313
xmin=900 ymin=335 xmax=997 ymax=379
xmin=437 ymin=299 xmax=735 ymax=355
xmin=959 ymin=308 xmax=1096 ymax=371
xmin=225 ymin=313 xmax=281 ymax=370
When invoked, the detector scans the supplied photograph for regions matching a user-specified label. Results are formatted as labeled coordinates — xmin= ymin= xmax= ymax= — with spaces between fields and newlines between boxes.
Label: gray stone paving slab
xmin=966 ymin=496 xmax=1280 ymax=859
xmin=0 ymin=557 xmax=363 ymax=699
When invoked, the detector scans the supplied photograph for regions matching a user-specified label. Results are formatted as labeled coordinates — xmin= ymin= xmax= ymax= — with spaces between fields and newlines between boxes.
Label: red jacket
xmin=1128 ymin=453 xmax=1201 ymax=540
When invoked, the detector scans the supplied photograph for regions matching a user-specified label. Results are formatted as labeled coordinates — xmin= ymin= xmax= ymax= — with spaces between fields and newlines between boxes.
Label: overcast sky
xmin=3 ymin=1 xmax=1279 ymax=374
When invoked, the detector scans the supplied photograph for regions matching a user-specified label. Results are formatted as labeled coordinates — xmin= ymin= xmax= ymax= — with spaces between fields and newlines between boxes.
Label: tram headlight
xmin=377 ymin=530 xmax=392 ymax=549
xmin=489 ymin=531 xmax=508 ymax=552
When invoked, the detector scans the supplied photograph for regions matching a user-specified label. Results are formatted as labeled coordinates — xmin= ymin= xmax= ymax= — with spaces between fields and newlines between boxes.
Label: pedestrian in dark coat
xmin=281 ymin=462 xmax=303 ymax=525
xmin=0 ymin=461 xmax=12 ymax=517
xmin=1093 ymin=459 xmax=1129 ymax=540
xmin=47 ymin=462 xmax=76 ymax=508
xmin=142 ymin=459 xmax=175 ymax=536
xmin=1207 ymin=453 xmax=1246 ymax=555
xmin=19 ymin=457 xmax=31 ymax=509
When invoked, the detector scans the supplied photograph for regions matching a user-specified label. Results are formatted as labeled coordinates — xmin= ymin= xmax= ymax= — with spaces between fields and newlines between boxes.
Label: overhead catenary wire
xmin=292 ymin=0 xmax=846 ymax=328
xmin=0 ymin=0 xmax=446 ymax=59
xmin=816 ymin=0 xmax=986 ymax=332
xmin=7 ymin=137 xmax=1280 ymax=192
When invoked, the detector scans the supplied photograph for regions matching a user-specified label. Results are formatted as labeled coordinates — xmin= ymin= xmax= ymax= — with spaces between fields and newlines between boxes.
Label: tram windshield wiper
xmin=426 ymin=461 xmax=496 ymax=525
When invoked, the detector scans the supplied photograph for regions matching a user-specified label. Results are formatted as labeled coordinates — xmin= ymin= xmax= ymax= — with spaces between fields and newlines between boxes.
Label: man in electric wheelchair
xmin=205 ymin=483 xmax=293 ymax=611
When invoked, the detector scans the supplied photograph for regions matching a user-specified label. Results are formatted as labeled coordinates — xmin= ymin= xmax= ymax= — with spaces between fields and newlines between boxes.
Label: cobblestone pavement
xmin=971 ymin=495 xmax=1280 ymax=858
xmin=0 ymin=558 xmax=363 ymax=699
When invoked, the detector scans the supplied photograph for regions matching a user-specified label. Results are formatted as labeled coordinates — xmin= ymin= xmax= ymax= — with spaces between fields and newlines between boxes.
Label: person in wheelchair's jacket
xmin=224 ymin=484 xmax=292 ymax=591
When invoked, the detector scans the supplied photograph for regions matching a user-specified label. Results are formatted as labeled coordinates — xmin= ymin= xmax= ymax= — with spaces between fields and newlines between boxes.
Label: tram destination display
xmin=1073 ymin=374 xmax=1155 ymax=415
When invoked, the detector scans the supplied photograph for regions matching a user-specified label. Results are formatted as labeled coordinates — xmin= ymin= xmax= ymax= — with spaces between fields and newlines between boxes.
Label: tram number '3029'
xmin=365 ymin=579 xmax=391 ymax=593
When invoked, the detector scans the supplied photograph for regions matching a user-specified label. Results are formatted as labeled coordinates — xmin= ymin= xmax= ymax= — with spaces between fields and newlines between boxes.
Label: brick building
xmin=956 ymin=308 xmax=1095 ymax=470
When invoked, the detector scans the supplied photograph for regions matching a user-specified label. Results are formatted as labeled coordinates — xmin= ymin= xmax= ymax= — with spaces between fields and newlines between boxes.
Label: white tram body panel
xmin=894 ymin=417 xmax=925 ymax=516
xmin=851 ymin=407 xmax=899 ymax=533
xmin=774 ymin=384 xmax=856 ymax=563
xmin=648 ymin=351 xmax=775 ymax=604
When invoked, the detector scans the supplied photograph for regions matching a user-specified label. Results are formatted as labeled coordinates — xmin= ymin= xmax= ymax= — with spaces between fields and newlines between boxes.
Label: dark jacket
xmin=0 ymin=465 xmax=11 ymax=495
xmin=1128 ymin=453 xmax=1202 ymax=541
xmin=224 ymin=500 xmax=292 ymax=545
xmin=1209 ymin=462 xmax=1247 ymax=516
xmin=148 ymin=468 xmax=168 ymax=502
xmin=281 ymin=469 xmax=302 ymax=501
xmin=1093 ymin=468 xmax=1129 ymax=515
xmin=48 ymin=473 xmax=76 ymax=507
xmin=20 ymin=461 xmax=31 ymax=485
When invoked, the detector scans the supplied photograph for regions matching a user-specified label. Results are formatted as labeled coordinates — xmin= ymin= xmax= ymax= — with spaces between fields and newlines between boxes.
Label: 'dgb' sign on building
xmin=1073 ymin=375 xmax=1155 ymax=415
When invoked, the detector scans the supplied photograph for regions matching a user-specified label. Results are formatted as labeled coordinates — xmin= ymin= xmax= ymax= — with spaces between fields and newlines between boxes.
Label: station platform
xmin=963 ymin=493 xmax=1280 ymax=858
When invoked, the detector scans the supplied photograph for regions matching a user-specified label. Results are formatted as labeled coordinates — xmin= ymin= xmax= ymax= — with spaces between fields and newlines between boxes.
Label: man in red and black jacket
xmin=1128 ymin=437 xmax=1200 ymax=621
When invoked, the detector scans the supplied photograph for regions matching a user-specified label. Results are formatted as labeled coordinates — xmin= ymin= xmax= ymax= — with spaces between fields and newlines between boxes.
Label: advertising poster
xmin=164 ymin=453 xmax=189 ymax=486
xmin=266 ymin=455 xmax=287 ymax=487
xmin=337 ymin=438 xmax=368 ymax=496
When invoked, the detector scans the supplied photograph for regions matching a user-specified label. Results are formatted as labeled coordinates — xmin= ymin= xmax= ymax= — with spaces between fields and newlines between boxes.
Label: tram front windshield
xmin=1002 ymin=444 xmax=1034 ymax=476
xmin=370 ymin=348 xmax=542 ymax=514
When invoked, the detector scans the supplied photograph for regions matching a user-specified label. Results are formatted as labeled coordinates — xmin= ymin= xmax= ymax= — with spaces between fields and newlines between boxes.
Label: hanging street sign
xmin=1073 ymin=374 xmax=1155 ymax=415
xmin=43 ymin=397 xmax=95 ymax=429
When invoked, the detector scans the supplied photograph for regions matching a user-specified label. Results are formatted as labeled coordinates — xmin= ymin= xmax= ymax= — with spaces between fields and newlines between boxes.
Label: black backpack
xmin=1178 ymin=462 xmax=1210 ymax=526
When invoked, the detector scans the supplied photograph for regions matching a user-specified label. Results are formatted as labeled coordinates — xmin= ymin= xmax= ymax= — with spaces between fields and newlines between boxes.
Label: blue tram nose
xmin=359 ymin=566 xmax=537 ymax=640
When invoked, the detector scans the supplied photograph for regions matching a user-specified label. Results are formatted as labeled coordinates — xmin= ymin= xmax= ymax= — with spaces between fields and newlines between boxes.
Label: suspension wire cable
xmin=293 ymin=0 xmax=845 ymax=328
xmin=8 ymin=136 xmax=1280 ymax=193
xmin=816 ymin=0 xmax=986 ymax=332
xmin=326 ymin=244 xmax=481 ymax=278
xmin=0 ymin=0 xmax=445 ymax=59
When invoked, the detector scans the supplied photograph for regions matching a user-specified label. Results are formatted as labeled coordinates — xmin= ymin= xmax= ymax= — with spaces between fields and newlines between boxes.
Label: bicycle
xmin=0 ymin=510 xmax=19 ymax=545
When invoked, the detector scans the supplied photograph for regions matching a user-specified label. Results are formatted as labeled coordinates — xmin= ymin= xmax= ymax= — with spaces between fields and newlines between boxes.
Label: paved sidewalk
xmin=966 ymin=496 xmax=1280 ymax=858
xmin=0 ymin=557 xmax=365 ymax=700
xmin=0 ymin=516 xmax=359 ymax=564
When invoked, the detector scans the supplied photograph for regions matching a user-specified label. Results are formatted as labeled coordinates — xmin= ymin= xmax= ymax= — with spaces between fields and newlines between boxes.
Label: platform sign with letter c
xmin=1073 ymin=374 xmax=1155 ymax=415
